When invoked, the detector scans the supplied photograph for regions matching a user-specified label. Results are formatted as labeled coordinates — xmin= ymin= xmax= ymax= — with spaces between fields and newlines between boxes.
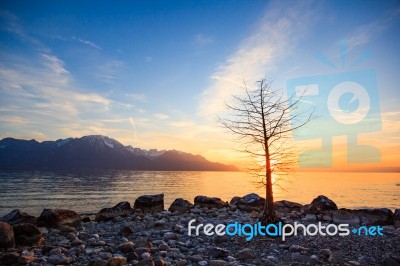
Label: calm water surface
xmin=0 ymin=171 xmax=399 ymax=216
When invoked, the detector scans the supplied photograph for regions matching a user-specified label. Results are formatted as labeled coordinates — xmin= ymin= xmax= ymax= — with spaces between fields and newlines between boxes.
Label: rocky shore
xmin=1 ymin=194 xmax=399 ymax=266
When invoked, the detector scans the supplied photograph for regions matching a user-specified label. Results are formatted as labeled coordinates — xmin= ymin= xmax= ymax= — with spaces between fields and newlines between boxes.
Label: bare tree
xmin=218 ymin=78 xmax=312 ymax=223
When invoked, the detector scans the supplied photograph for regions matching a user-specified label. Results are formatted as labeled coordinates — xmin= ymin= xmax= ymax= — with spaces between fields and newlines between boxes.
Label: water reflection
xmin=0 ymin=170 xmax=399 ymax=216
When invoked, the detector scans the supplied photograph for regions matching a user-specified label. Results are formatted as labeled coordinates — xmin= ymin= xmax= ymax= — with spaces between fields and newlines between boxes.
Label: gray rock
xmin=306 ymin=195 xmax=337 ymax=213
xmin=188 ymin=254 xmax=203 ymax=262
xmin=164 ymin=232 xmax=179 ymax=241
xmin=18 ymin=250 xmax=35 ymax=263
xmin=0 ymin=221 xmax=15 ymax=249
xmin=394 ymin=209 xmax=400 ymax=228
xmin=289 ymin=244 xmax=308 ymax=252
xmin=291 ymin=252 xmax=302 ymax=261
xmin=169 ymin=198 xmax=194 ymax=213
xmin=95 ymin=201 xmax=133 ymax=222
xmin=0 ymin=209 xmax=37 ymax=225
xmin=209 ymin=260 xmax=228 ymax=266
xmin=108 ymin=256 xmax=128 ymax=266
xmin=320 ymin=249 xmax=333 ymax=259
xmin=236 ymin=248 xmax=255 ymax=260
xmin=12 ymin=223 xmax=42 ymax=246
xmin=306 ymin=214 xmax=317 ymax=222
xmin=37 ymin=209 xmax=81 ymax=228
xmin=118 ymin=241 xmax=135 ymax=253
xmin=332 ymin=210 xmax=361 ymax=225
xmin=137 ymin=258 xmax=155 ymax=266
xmin=134 ymin=194 xmax=164 ymax=213
xmin=356 ymin=208 xmax=394 ymax=225
xmin=210 ymin=247 xmax=230 ymax=258
xmin=274 ymin=200 xmax=303 ymax=213
xmin=47 ymin=254 xmax=72 ymax=265
xmin=230 ymin=193 xmax=265 ymax=212
xmin=89 ymin=260 xmax=108 ymax=266
xmin=154 ymin=256 xmax=166 ymax=266
xmin=194 ymin=195 xmax=225 ymax=208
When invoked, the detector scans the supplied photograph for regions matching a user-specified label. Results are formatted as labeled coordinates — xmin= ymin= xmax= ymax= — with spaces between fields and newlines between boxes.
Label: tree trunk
xmin=261 ymin=146 xmax=276 ymax=223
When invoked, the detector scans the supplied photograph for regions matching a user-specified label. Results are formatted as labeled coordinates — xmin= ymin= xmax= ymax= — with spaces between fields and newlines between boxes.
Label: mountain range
xmin=0 ymin=135 xmax=238 ymax=171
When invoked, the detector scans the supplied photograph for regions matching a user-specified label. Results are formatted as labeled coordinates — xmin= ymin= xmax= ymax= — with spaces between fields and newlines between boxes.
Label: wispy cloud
xmin=154 ymin=113 xmax=169 ymax=120
xmin=75 ymin=37 xmax=102 ymax=50
xmin=193 ymin=33 xmax=214 ymax=46
xmin=95 ymin=60 xmax=124 ymax=83
xmin=53 ymin=35 xmax=102 ymax=50
xmin=198 ymin=0 xmax=320 ymax=117
xmin=347 ymin=7 xmax=400 ymax=49
xmin=125 ymin=93 xmax=147 ymax=102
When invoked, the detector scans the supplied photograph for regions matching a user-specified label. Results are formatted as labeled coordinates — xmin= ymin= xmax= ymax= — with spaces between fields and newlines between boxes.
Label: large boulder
xmin=305 ymin=195 xmax=338 ymax=213
xmin=12 ymin=223 xmax=43 ymax=246
xmin=332 ymin=209 xmax=361 ymax=225
xmin=230 ymin=193 xmax=265 ymax=212
xmin=274 ymin=200 xmax=303 ymax=213
xmin=168 ymin=198 xmax=193 ymax=213
xmin=134 ymin=194 xmax=164 ymax=213
xmin=394 ymin=209 xmax=400 ymax=228
xmin=37 ymin=209 xmax=81 ymax=228
xmin=194 ymin=196 xmax=225 ymax=208
xmin=0 ymin=221 xmax=15 ymax=249
xmin=95 ymin=201 xmax=133 ymax=222
xmin=356 ymin=208 xmax=393 ymax=226
xmin=0 ymin=209 xmax=37 ymax=226
xmin=332 ymin=208 xmax=394 ymax=226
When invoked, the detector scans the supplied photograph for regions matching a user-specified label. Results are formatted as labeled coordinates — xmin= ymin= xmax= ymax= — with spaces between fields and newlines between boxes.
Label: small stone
xmin=236 ymin=248 xmax=255 ymax=260
xmin=120 ymin=226 xmax=134 ymax=237
xmin=164 ymin=232 xmax=178 ymax=241
xmin=126 ymin=251 xmax=139 ymax=261
xmin=198 ymin=261 xmax=208 ymax=266
xmin=137 ymin=258 xmax=155 ymax=266
xmin=118 ymin=241 xmax=135 ymax=253
xmin=348 ymin=261 xmax=361 ymax=266
xmin=142 ymin=252 xmax=151 ymax=259
xmin=0 ymin=221 xmax=15 ymax=249
xmin=227 ymin=256 xmax=236 ymax=262
xmin=135 ymin=247 xmax=151 ymax=255
xmin=18 ymin=250 xmax=35 ymax=263
xmin=209 ymin=260 xmax=228 ymax=266
xmin=99 ymin=252 xmax=113 ymax=260
xmin=159 ymin=243 xmax=170 ymax=251
xmin=67 ymin=247 xmax=81 ymax=257
xmin=154 ymin=256 xmax=166 ymax=266
xmin=188 ymin=254 xmax=203 ymax=262
xmin=266 ymin=255 xmax=278 ymax=264
xmin=49 ymin=247 xmax=62 ymax=255
xmin=320 ymin=249 xmax=333 ymax=259
xmin=306 ymin=214 xmax=317 ymax=222
xmin=289 ymin=244 xmax=308 ymax=253
xmin=210 ymin=247 xmax=230 ymax=258
xmin=107 ymin=256 xmax=127 ymax=266
xmin=47 ymin=254 xmax=72 ymax=265
xmin=291 ymin=252 xmax=301 ymax=261
xmin=89 ymin=260 xmax=108 ymax=266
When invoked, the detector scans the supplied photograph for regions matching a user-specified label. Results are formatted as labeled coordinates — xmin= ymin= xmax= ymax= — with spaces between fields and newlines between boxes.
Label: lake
xmin=0 ymin=170 xmax=399 ymax=216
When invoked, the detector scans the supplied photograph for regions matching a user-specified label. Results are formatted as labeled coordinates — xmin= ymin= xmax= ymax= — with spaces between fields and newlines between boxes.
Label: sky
xmin=0 ymin=0 xmax=399 ymax=170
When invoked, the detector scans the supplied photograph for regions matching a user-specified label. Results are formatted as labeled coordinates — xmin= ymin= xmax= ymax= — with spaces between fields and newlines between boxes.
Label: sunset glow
xmin=0 ymin=1 xmax=399 ymax=172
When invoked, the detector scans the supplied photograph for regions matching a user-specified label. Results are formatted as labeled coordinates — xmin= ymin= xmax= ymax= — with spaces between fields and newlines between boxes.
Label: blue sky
xmin=0 ymin=0 xmax=399 ymax=167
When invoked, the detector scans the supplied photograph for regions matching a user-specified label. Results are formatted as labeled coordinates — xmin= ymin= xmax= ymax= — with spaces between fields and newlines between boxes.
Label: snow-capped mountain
xmin=0 ymin=135 xmax=238 ymax=171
